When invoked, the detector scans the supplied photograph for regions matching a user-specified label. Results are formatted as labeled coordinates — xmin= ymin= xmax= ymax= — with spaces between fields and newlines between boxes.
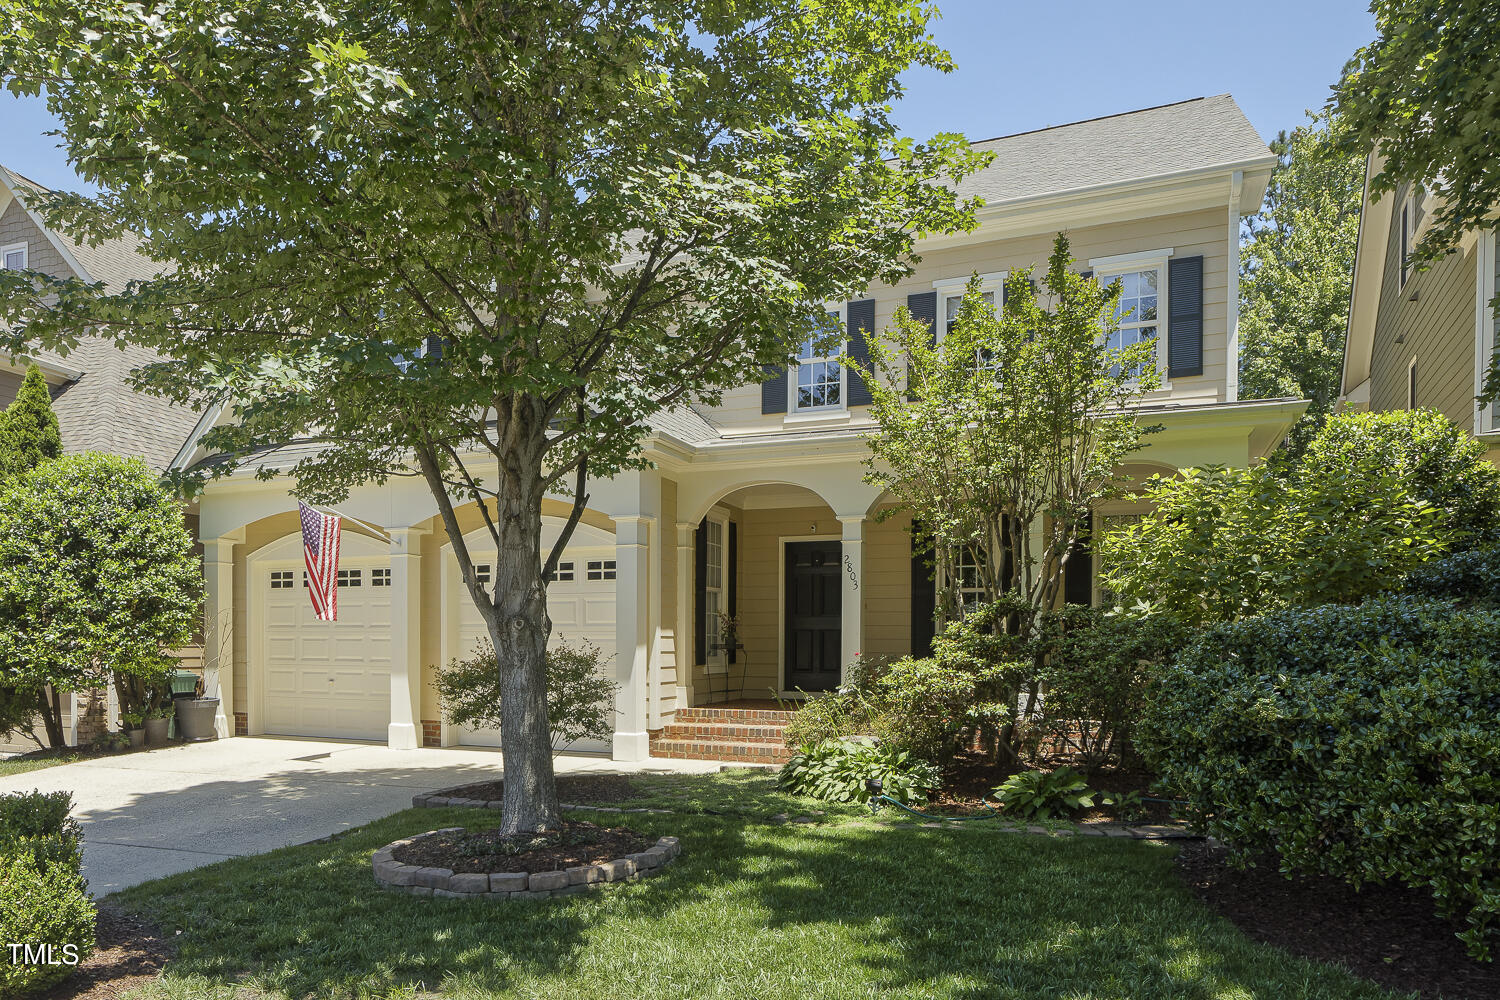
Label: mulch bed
xmin=392 ymin=820 xmax=652 ymax=875
xmin=1176 ymin=840 xmax=1500 ymax=1000
xmin=35 ymin=904 xmax=174 ymax=1000
xmin=925 ymin=753 xmax=1180 ymax=825
xmin=442 ymin=774 xmax=638 ymax=805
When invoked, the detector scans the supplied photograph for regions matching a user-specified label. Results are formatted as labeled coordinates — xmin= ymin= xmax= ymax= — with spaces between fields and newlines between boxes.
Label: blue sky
xmin=1 ymin=1 xmax=1374 ymax=193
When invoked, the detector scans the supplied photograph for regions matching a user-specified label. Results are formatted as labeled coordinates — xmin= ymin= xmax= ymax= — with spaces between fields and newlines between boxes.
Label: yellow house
xmin=165 ymin=94 xmax=1304 ymax=763
xmin=1342 ymin=151 xmax=1500 ymax=462
xmin=4 ymin=96 xmax=1305 ymax=761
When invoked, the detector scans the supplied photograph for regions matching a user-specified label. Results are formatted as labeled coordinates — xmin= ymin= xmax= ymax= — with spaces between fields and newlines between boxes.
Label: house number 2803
xmin=843 ymin=553 xmax=859 ymax=590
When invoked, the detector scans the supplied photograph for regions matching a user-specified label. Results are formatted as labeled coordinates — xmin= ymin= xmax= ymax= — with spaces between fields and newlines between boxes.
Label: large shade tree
xmin=1237 ymin=109 xmax=1363 ymax=450
xmin=0 ymin=1 xmax=985 ymax=830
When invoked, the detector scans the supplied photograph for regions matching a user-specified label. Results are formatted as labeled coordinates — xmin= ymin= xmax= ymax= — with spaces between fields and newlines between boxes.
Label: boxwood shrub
xmin=1138 ymin=597 xmax=1500 ymax=958
xmin=1401 ymin=547 xmax=1500 ymax=607
xmin=0 ymin=790 xmax=94 ymax=995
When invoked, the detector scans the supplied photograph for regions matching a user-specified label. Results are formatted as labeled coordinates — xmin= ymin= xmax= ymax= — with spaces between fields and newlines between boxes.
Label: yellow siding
xmin=861 ymin=509 xmax=913 ymax=662
xmin=1370 ymin=183 xmax=1480 ymax=429
xmin=706 ymin=207 xmax=1232 ymax=435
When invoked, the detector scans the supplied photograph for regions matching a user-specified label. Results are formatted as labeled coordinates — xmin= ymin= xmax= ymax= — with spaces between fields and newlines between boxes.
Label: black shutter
xmin=761 ymin=365 xmax=788 ymax=414
xmin=726 ymin=522 xmax=738 ymax=663
xmin=906 ymin=291 xmax=937 ymax=397
xmin=910 ymin=527 xmax=937 ymax=658
xmin=1064 ymin=515 xmax=1094 ymax=606
xmin=1167 ymin=255 xmax=1204 ymax=378
xmin=846 ymin=298 xmax=876 ymax=406
xmin=694 ymin=520 xmax=708 ymax=665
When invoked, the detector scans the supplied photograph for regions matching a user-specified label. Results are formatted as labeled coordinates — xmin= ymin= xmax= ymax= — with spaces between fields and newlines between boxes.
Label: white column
xmin=613 ymin=515 xmax=653 ymax=761
xmin=675 ymin=521 xmax=697 ymax=710
xmin=838 ymin=515 xmax=864 ymax=676
xmin=387 ymin=526 xmax=427 ymax=750
xmin=202 ymin=532 xmax=241 ymax=739
xmin=1226 ymin=168 xmax=1244 ymax=403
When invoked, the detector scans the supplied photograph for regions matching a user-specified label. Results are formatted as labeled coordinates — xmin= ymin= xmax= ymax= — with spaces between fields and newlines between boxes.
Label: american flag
xmin=298 ymin=501 xmax=341 ymax=622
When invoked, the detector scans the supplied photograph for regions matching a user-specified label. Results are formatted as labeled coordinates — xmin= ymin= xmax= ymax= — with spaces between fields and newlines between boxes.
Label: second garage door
xmin=451 ymin=547 xmax=617 ymax=752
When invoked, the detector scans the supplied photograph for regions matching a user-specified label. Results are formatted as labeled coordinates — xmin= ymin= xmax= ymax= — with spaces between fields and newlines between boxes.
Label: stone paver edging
xmin=373 ymin=827 xmax=680 ymax=899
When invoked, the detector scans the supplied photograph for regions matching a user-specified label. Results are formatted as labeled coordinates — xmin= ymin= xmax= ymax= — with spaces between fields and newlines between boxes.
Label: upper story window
xmin=934 ymin=272 xmax=1004 ymax=371
xmin=1400 ymin=191 xmax=1417 ymax=288
xmin=1089 ymin=248 xmax=1173 ymax=385
xmin=794 ymin=308 xmax=843 ymax=412
xmin=2 ymin=243 xmax=26 ymax=270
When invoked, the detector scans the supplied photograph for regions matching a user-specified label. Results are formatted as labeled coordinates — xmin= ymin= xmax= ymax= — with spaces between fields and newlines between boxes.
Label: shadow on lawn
xmin=110 ymin=780 xmax=1396 ymax=1000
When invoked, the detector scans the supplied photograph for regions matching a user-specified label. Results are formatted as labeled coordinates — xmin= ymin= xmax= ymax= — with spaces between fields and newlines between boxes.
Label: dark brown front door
xmin=784 ymin=540 xmax=841 ymax=692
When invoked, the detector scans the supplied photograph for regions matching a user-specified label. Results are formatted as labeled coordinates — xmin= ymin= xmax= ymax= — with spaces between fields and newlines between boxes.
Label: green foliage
xmin=1238 ymin=110 xmax=1363 ymax=448
xmin=778 ymin=738 xmax=940 ymax=807
xmin=781 ymin=690 xmax=879 ymax=750
xmin=1100 ymin=411 xmax=1468 ymax=626
xmin=1138 ymin=597 xmax=1500 ymax=959
xmin=0 ymin=454 xmax=202 ymax=746
xmin=0 ymin=683 xmax=34 ymax=742
xmin=0 ymin=790 xmax=83 ymax=876
xmin=991 ymin=767 xmax=1099 ymax=821
xmin=0 ymin=365 xmax=62 ymax=480
xmin=1402 ymin=547 xmax=1500 ymax=607
xmin=1336 ymin=1 xmax=1500 ymax=272
xmin=0 ymin=789 xmax=93 ymax=996
xmin=0 ymin=853 xmax=95 ymax=997
xmin=1294 ymin=408 xmax=1500 ymax=549
xmin=1029 ymin=604 xmax=1186 ymax=768
xmin=435 ymin=640 xmax=617 ymax=752
xmin=852 ymin=235 xmax=1158 ymax=620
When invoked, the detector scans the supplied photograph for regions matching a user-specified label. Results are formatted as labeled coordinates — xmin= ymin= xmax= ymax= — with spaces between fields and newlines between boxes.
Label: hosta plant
xmin=991 ymin=767 xmax=1099 ymax=820
xmin=778 ymin=738 xmax=941 ymax=806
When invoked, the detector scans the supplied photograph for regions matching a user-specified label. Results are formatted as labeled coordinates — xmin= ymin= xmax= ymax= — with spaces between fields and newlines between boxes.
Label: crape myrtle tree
xmin=0 ymin=1 xmax=987 ymax=831
xmin=852 ymin=234 xmax=1159 ymax=629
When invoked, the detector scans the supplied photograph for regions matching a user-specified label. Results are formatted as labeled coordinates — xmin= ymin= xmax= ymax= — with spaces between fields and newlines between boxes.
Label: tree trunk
xmin=37 ymin=686 xmax=65 ymax=748
xmin=485 ymin=498 xmax=561 ymax=834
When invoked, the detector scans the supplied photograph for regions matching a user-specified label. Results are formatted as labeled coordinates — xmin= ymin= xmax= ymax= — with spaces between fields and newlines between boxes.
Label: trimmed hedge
xmin=1401 ymin=547 xmax=1500 ymax=607
xmin=1138 ymin=598 xmax=1500 ymax=958
xmin=0 ymin=791 xmax=94 ymax=995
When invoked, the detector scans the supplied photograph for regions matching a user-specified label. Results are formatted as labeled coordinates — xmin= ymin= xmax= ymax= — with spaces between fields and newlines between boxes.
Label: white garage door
xmin=451 ymin=545 xmax=617 ymax=752
xmin=262 ymin=563 xmax=392 ymax=741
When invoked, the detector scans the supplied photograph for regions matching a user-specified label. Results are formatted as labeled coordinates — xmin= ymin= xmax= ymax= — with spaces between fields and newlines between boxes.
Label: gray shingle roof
xmin=2 ymin=166 xmax=201 ymax=471
xmin=953 ymin=94 xmax=1272 ymax=205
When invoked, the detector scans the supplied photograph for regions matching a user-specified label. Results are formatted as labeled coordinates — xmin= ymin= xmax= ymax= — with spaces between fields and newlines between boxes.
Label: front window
xmin=936 ymin=273 xmax=1004 ymax=371
xmin=795 ymin=311 xmax=842 ymax=410
xmin=704 ymin=517 xmax=726 ymax=667
xmin=1 ymin=243 xmax=25 ymax=270
xmin=1098 ymin=267 xmax=1161 ymax=380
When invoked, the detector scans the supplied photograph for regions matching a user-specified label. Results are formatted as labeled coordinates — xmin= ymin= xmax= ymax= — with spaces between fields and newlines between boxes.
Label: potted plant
xmin=174 ymin=671 xmax=219 ymax=742
xmin=122 ymin=710 xmax=146 ymax=749
xmin=143 ymin=704 xmax=172 ymax=746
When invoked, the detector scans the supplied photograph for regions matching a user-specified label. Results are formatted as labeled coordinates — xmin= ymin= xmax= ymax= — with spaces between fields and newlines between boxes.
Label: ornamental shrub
xmin=0 ymin=789 xmax=94 ymax=996
xmin=436 ymin=639 xmax=617 ymax=752
xmin=990 ymin=766 xmax=1101 ymax=821
xmin=778 ymin=737 xmax=940 ymax=806
xmin=1138 ymin=597 xmax=1500 ymax=958
xmin=1400 ymin=547 xmax=1500 ymax=607
xmin=0 ymin=365 xmax=62 ymax=481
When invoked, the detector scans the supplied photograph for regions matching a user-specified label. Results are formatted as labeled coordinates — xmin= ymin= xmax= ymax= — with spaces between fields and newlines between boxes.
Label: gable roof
xmin=954 ymin=94 xmax=1274 ymax=206
xmin=0 ymin=166 xmax=202 ymax=471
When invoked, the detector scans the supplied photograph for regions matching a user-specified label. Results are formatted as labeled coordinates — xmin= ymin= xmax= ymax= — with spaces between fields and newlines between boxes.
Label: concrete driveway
xmin=0 ymin=737 xmax=719 ymax=896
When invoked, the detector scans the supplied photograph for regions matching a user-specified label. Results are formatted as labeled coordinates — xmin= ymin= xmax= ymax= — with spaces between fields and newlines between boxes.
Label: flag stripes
xmin=298 ymin=501 xmax=342 ymax=621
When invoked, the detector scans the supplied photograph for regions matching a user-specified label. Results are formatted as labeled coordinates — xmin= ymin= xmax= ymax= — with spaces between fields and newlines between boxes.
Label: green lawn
xmin=0 ymin=751 xmax=81 ymax=777
xmin=113 ymin=771 xmax=1403 ymax=1000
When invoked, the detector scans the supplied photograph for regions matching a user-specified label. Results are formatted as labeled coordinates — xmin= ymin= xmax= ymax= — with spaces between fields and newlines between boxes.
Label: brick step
xmin=649 ymin=738 xmax=794 ymax=764
xmin=657 ymin=721 xmax=789 ymax=743
xmin=673 ymin=707 xmax=799 ymax=724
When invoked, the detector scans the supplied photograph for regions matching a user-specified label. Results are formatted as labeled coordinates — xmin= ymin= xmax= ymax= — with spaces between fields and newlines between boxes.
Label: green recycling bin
xmin=168 ymin=670 xmax=200 ymax=697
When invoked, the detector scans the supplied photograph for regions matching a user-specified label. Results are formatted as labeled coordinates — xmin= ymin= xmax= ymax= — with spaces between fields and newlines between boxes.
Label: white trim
xmin=0 ymin=351 xmax=84 ymax=383
xmin=1087 ymin=247 xmax=1175 ymax=270
xmin=1475 ymin=229 xmax=1496 ymax=435
xmin=1399 ymin=191 xmax=1416 ymax=289
xmin=1 ymin=241 xmax=27 ymax=270
xmin=1091 ymin=249 xmax=1174 ymax=387
xmin=1407 ymin=354 xmax=1419 ymax=410
xmin=168 ymin=401 xmax=225 ymax=472
xmin=776 ymin=533 xmax=841 ymax=695
xmin=1226 ymin=170 xmax=1243 ymax=402
xmin=932 ymin=271 xmax=1006 ymax=343
xmin=702 ymin=511 xmax=729 ymax=675
xmin=789 ymin=302 xmax=848 ymax=415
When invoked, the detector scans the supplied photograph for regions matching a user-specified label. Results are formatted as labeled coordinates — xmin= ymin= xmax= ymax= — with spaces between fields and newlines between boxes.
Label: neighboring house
xmin=1342 ymin=154 xmax=1500 ymax=458
xmin=169 ymin=94 xmax=1305 ymax=761
xmin=0 ymin=165 xmax=203 ymax=751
